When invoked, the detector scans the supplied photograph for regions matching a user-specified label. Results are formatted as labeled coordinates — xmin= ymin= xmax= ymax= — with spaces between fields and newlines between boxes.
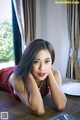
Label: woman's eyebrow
xmin=45 ymin=58 xmax=51 ymax=60
xmin=35 ymin=58 xmax=40 ymax=60
xmin=35 ymin=58 xmax=51 ymax=60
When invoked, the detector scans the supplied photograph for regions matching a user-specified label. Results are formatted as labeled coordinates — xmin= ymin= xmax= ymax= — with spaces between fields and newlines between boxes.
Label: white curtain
xmin=13 ymin=0 xmax=25 ymax=52
xmin=13 ymin=0 xmax=36 ymax=52
xmin=66 ymin=4 xmax=80 ymax=80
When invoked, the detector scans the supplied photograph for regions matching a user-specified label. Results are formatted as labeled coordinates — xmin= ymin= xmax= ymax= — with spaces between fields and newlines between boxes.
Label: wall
xmin=36 ymin=0 xmax=69 ymax=77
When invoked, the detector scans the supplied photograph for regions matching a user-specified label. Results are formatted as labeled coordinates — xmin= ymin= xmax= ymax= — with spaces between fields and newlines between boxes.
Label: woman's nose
xmin=39 ymin=62 xmax=45 ymax=70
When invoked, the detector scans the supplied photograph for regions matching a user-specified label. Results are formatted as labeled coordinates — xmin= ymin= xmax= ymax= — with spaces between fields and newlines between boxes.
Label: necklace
xmin=38 ymin=80 xmax=46 ymax=96
xmin=38 ymin=81 xmax=44 ymax=90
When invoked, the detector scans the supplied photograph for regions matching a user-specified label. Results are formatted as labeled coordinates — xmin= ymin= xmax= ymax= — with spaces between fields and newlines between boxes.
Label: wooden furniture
xmin=0 ymin=78 xmax=80 ymax=120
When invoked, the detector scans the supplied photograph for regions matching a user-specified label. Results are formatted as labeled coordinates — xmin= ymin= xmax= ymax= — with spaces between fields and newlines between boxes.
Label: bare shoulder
xmin=9 ymin=73 xmax=24 ymax=93
xmin=51 ymin=67 xmax=62 ymax=86
xmin=9 ymin=72 xmax=17 ymax=84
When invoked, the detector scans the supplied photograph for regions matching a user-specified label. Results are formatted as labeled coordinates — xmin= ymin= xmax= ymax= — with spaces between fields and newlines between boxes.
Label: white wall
xmin=36 ymin=0 xmax=69 ymax=77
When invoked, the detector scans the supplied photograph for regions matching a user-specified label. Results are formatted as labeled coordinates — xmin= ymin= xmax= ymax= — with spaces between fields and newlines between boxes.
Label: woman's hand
xmin=48 ymin=68 xmax=62 ymax=86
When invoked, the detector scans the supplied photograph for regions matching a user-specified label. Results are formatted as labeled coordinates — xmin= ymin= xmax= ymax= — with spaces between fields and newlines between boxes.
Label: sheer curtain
xmin=13 ymin=0 xmax=36 ymax=52
xmin=66 ymin=4 xmax=80 ymax=80
xmin=12 ymin=1 xmax=22 ymax=64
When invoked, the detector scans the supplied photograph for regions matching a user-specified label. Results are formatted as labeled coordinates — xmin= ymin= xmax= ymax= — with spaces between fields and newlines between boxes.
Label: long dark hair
xmin=14 ymin=39 xmax=55 ymax=83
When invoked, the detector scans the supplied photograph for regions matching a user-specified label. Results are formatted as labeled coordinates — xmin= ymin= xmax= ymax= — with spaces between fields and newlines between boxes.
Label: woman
xmin=0 ymin=39 xmax=67 ymax=115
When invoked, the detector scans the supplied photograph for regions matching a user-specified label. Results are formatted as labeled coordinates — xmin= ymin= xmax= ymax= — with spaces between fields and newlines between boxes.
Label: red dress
xmin=0 ymin=66 xmax=19 ymax=100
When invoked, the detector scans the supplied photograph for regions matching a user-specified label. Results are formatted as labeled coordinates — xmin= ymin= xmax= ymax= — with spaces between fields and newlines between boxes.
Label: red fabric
xmin=0 ymin=66 xmax=19 ymax=100
xmin=0 ymin=66 xmax=49 ymax=100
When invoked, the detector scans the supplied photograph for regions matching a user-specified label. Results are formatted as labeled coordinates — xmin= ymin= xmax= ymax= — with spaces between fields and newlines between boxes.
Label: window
xmin=0 ymin=0 xmax=14 ymax=69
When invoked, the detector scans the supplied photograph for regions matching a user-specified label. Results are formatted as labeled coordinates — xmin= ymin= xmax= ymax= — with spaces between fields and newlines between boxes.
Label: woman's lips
xmin=38 ymin=73 xmax=45 ymax=77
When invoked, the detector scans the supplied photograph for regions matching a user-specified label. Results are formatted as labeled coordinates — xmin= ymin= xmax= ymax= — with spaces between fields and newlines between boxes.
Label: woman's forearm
xmin=48 ymin=70 xmax=67 ymax=110
xmin=27 ymin=74 xmax=45 ymax=114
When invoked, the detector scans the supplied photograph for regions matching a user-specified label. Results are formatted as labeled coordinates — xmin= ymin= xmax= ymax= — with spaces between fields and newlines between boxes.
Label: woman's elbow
xmin=31 ymin=107 xmax=45 ymax=116
xmin=29 ymin=105 xmax=45 ymax=116
xmin=56 ymin=98 xmax=67 ymax=111
xmin=56 ymin=104 xmax=66 ymax=111
xmin=35 ymin=109 xmax=45 ymax=116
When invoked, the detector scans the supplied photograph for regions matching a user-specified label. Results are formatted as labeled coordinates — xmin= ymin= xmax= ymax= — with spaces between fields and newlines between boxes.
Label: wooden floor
xmin=0 ymin=78 xmax=80 ymax=120
xmin=0 ymin=90 xmax=59 ymax=120
xmin=0 ymin=89 xmax=80 ymax=120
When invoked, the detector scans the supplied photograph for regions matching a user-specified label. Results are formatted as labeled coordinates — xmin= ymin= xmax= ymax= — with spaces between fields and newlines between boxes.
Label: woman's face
xmin=31 ymin=49 xmax=52 ymax=82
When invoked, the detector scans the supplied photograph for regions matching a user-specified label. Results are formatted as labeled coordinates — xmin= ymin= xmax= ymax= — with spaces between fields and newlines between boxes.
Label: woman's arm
xmin=47 ymin=68 xmax=67 ymax=110
xmin=9 ymin=73 xmax=45 ymax=115
xmin=26 ymin=73 xmax=45 ymax=115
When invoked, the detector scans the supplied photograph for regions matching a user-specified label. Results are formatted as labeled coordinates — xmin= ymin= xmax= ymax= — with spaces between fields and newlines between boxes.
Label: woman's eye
xmin=45 ymin=60 xmax=50 ymax=64
xmin=34 ymin=60 xmax=39 ymax=64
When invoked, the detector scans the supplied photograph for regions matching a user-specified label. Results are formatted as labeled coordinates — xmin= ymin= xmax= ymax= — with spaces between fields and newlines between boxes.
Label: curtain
xmin=12 ymin=0 xmax=22 ymax=64
xmin=66 ymin=3 xmax=80 ymax=80
xmin=13 ymin=0 xmax=36 ymax=52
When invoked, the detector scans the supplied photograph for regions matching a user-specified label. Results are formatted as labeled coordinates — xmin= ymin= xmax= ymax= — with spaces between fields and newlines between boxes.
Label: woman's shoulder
xmin=9 ymin=73 xmax=24 ymax=93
